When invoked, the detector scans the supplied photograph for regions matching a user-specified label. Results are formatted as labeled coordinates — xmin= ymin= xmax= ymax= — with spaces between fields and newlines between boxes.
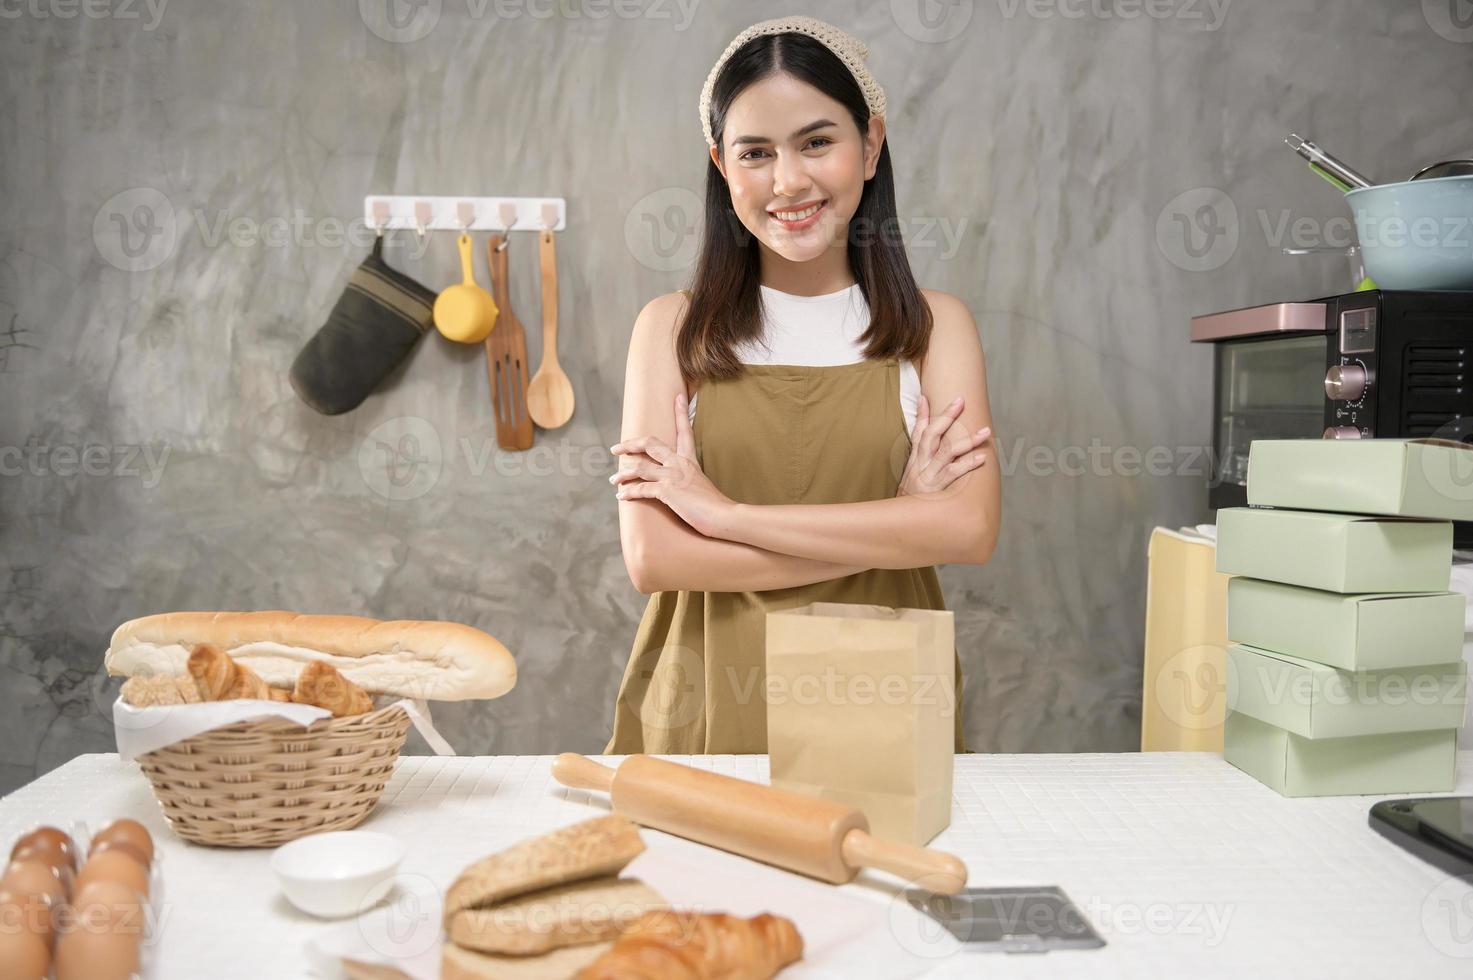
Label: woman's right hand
xmin=897 ymin=393 xmax=992 ymax=497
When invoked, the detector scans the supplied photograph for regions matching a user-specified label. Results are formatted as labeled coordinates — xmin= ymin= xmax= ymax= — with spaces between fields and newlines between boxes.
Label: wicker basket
xmin=134 ymin=703 xmax=412 ymax=847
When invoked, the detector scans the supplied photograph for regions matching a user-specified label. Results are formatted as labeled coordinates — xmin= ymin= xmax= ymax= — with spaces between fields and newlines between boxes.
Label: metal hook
xmin=495 ymin=214 xmax=520 ymax=252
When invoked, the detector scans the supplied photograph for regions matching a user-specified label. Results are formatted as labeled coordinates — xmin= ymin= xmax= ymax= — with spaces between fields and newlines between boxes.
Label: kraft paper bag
xmin=766 ymin=601 xmax=955 ymax=846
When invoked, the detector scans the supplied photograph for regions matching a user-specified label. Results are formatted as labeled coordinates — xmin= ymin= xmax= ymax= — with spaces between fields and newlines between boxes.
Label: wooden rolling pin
xmin=552 ymin=753 xmax=968 ymax=895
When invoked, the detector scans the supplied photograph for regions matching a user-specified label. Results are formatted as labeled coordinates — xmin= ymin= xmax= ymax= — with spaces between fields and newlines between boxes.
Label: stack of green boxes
xmin=1215 ymin=438 xmax=1472 ymax=797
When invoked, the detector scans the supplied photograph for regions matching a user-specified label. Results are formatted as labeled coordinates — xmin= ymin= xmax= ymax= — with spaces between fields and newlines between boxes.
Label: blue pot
xmin=1344 ymin=175 xmax=1473 ymax=290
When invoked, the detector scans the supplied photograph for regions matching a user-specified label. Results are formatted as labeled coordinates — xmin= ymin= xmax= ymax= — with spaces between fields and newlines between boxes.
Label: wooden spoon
xmin=526 ymin=205 xmax=574 ymax=429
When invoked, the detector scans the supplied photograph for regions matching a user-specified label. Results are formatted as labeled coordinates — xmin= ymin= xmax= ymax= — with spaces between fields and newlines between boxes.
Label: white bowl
xmin=270 ymin=831 xmax=405 ymax=918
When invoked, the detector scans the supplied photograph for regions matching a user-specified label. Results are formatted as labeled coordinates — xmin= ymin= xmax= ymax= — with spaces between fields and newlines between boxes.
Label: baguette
xmin=576 ymin=909 xmax=803 ymax=980
xmin=105 ymin=610 xmax=515 ymax=701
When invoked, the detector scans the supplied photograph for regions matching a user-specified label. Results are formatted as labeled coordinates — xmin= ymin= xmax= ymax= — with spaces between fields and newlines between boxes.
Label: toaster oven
xmin=1190 ymin=290 xmax=1473 ymax=546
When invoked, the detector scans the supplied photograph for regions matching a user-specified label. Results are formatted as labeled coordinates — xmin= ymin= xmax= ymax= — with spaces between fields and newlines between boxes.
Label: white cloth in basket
xmin=112 ymin=697 xmax=456 ymax=760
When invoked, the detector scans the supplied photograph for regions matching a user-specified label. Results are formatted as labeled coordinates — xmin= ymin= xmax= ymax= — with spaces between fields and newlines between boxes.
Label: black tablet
xmin=1369 ymin=796 xmax=1473 ymax=877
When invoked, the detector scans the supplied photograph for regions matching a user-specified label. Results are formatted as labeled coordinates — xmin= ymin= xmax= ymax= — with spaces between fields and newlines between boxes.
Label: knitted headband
xmin=698 ymin=15 xmax=888 ymax=150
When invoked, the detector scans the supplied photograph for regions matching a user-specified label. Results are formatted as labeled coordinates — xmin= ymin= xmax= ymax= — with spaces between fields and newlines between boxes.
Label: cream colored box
xmin=1141 ymin=527 xmax=1229 ymax=751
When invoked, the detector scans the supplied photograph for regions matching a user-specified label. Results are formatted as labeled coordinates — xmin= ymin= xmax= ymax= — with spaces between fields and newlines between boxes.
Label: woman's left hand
xmin=610 ymin=392 xmax=736 ymax=539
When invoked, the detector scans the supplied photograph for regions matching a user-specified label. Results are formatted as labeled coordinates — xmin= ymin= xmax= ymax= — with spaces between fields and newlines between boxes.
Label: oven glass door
xmin=1214 ymin=333 xmax=1328 ymax=489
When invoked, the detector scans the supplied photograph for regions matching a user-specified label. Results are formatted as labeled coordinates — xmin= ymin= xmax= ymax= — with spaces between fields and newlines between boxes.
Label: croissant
xmin=576 ymin=910 xmax=803 ymax=980
xmin=290 ymin=660 xmax=374 ymax=716
xmin=121 ymin=674 xmax=202 ymax=707
xmin=186 ymin=643 xmax=288 ymax=701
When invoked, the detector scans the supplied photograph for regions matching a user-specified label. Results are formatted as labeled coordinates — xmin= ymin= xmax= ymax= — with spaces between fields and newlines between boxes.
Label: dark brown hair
xmin=677 ymin=31 xmax=933 ymax=385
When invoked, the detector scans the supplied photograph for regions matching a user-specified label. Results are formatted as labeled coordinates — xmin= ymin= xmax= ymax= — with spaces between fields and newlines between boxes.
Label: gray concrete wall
xmin=2 ymin=0 xmax=1469 ymax=793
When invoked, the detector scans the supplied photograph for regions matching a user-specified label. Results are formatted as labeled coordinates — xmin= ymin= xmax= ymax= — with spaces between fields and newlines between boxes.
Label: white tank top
xmin=687 ymin=282 xmax=921 ymax=432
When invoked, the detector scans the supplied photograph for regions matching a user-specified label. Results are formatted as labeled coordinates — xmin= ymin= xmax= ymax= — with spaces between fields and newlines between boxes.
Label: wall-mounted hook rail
xmin=364 ymin=196 xmax=566 ymax=233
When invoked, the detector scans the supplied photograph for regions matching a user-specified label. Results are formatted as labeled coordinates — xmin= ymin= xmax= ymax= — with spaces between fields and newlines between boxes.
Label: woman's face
xmin=712 ymin=73 xmax=885 ymax=264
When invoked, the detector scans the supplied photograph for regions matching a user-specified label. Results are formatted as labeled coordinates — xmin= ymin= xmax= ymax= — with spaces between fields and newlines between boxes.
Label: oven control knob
xmin=1323 ymin=425 xmax=1363 ymax=440
xmin=1324 ymin=363 xmax=1368 ymax=401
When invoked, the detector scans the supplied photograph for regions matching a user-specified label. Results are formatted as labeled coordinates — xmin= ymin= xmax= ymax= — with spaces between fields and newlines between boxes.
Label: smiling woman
xmin=605 ymin=16 xmax=1001 ymax=756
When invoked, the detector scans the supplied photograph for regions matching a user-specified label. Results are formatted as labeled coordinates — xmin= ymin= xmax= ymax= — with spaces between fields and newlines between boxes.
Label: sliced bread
xmin=448 ymin=875 xmax=666 ymax=955
xmin=443 ymin=815 xmax=646 ymax=922
xmin=440 ymin=938 xmax=615 ymax=980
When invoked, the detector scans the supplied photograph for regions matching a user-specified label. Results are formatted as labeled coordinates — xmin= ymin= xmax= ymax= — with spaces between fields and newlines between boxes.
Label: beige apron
xmin=605 ymin=351 xmax=969 ymax=755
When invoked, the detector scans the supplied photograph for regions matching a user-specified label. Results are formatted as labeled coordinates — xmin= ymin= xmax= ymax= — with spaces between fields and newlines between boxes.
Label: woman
xmin=605 ymin=16 xmax=1000 ymax=755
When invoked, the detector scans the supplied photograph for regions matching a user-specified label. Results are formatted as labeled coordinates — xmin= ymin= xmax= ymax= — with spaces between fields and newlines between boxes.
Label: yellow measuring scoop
xmin=433 ymin=232 xmax=499 ymax=343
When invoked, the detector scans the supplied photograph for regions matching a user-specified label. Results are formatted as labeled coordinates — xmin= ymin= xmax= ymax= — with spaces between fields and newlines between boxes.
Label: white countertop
xmin=3 ymin=751 xmax=1472 ymax=978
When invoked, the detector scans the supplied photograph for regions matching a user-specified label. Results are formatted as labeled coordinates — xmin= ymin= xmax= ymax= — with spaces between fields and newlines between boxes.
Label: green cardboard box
xmin=1215 ymin=507 xmax=1452 ymax=593
xmin=1246 ymin=438 xmax=1473 ymax=522
xmin=1226 ymin=576 xmax=1466 ymax=670
xmin=1226 ymin=642 xmax=1468 ymax=738
xmin=1224 ymin=711 xmax=1458 ymax=797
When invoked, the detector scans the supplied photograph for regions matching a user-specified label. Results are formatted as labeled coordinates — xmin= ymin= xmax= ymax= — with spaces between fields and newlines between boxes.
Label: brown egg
xmin=0 ymin=860 xmax=68 ymax=937
xmin=54 ymin=881 xmax=143 ymax=980
xmin=5 ymin=849 xmax=75 ymax=897
xmin=88 ymin=819 xmax=154 ymax=868
xmin=10 ymin=839 xmax=78 ymax=885
xmin=0 ymin=885 xmax=59 ymax=945
xmin=10 ymin=826 xmax=77 ymax=870
xmin=66 ymin=879 xmax=146 ymax=930
xmin=87 ymin=837 xmax=151 ymax=871
xmin=1 ymin=859 xmax=68 ymax=909
xmin=74 ymin=849 xmax=150 ymax=901
xmin=0 ymin=915 xmax=50 ymax=980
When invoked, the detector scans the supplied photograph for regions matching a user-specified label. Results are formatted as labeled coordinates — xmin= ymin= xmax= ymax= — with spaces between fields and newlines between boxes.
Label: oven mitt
xmin=289 ymin=236 xmax=437 ymax=415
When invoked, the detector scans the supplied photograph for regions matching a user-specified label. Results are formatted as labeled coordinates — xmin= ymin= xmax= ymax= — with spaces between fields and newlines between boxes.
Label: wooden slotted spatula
xmin=526 ymin=202 xmax=574 ymax=429
xmin=485 ymin=227 xmax=533 ymax=450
